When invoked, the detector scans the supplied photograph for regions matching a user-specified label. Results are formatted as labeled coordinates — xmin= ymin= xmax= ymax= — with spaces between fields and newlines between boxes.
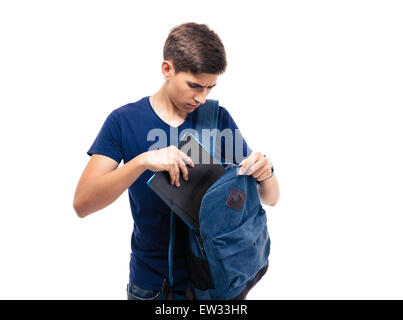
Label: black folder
xmin=147 ymin=133 xmax=225 ymax=231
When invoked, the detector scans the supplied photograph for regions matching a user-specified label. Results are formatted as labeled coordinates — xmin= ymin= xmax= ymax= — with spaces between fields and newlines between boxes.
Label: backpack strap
xmin=179 ymin=99 xmax=221 ymax=164
xmin=167 ymin=99 xmax=220 ymax=298
xmin=168 ymin=209 xmax=176 ymax=288
xmin=195 ymin=99 xmax=220 ymax=159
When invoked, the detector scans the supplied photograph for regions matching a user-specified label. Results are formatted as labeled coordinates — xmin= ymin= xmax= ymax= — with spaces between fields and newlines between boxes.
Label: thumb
xmin=238 ymin=159 xmax=247 ymax=174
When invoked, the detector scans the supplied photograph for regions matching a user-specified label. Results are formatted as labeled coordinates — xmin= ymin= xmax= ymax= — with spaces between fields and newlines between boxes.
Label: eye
xmin=188 ymin=83 xmax=201 ymax=89
xmin=188 ymin=83 xmax=214 ymax=90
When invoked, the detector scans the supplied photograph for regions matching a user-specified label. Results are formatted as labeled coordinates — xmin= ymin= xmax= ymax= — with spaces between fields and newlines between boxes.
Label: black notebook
xmin=147 ymin=133 xmax=225 ymax=231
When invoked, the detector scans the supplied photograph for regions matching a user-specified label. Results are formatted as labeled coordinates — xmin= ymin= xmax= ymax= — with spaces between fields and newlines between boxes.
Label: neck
xmin=151 ymin=83 xmax=188 ymax=122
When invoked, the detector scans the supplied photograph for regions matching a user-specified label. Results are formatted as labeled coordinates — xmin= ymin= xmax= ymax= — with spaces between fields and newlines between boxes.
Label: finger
xmin=167 ymin=167 xmax=176 ymax=185
xmin=179 ymin=150 xmax=195 ymax=167
xmin=178 ymin=158 xmax=189 ymax=181
xmin=239 ymin=158 xmax=254 ymax=175
xmin=173 ymin=164 xmax=180 ymax=187
xmin=169 ymin=149 xmax=181 ymax=187
xmin=238 ymin=152 xmax=258 ymax=174
xmin=168 ymin=165 xmax=180 ymax=186
xmin=248 ymin=157 xmax=266 ymax=176
xmin=243 ymin=152 xmax=265 ymax=174
xmin=252 ymin=161 xmax=270 ymax=179
xmin=238 ymin=159 xmax=249 ymax=175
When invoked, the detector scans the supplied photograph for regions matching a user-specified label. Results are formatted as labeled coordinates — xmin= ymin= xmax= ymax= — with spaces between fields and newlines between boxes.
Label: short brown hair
xmin=163 ymin=22 xmax=227 ymax=75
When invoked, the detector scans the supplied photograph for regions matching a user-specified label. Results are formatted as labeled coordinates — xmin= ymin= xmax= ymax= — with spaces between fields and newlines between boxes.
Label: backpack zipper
xmin=196 ymin=233 xmax=205 ymax=255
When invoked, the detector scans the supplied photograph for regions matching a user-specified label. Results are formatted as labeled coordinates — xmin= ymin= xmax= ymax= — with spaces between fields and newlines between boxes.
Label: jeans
xmin=126 ymin=280 xmax=187 ymax=300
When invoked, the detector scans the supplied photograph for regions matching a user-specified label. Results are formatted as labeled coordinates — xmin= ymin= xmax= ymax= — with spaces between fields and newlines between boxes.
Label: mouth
xmin=187 ymin=104 xmax=199 ymax=109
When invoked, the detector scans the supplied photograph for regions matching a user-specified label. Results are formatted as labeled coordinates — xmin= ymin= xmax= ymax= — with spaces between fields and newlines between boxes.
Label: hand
xmin=238 ymin=151 xmax=273 ymax=182
xmin=143 ymin=146 xmax=195 ymax=187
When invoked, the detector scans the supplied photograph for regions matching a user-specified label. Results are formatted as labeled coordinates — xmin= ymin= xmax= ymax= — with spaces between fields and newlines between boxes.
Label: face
xmin=163 ymin=61 xmax=219 ymax=114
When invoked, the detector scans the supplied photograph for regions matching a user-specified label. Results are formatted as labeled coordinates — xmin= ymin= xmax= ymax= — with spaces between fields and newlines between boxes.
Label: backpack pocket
xmin=187 ymin=251 xmax=215 ymax=290
xmin=187 ymin=230 xmax=215 ymax=291
xmin=210 ymin=205 xmax=270 ymax=289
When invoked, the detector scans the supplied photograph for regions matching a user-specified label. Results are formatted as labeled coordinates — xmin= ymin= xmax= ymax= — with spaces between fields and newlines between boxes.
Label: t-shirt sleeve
xmin=217 ymin=106 xmax=253 ymax=165
xmin=87 ymin=109 xmax=123 ymax=164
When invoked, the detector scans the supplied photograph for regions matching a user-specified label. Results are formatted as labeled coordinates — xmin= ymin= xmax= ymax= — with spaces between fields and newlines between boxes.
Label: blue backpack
xmin=167 ymin=99 xmax=271 ymax=300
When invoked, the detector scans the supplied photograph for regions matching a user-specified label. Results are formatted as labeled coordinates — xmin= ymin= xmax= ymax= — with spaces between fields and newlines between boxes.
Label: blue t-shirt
xmin=87 ymin=96 xmax=252 ymax=293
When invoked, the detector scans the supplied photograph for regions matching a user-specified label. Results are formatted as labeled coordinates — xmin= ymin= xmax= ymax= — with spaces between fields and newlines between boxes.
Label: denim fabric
xmin=127 ymin=281 xmax=164 ymax=300
xmin=126 ymin=280 xmax=186 ymax=300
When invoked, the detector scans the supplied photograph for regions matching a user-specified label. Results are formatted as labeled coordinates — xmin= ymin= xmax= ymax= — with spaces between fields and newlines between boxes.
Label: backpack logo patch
xmin=225 ymin=188 xmax=246 ymax=211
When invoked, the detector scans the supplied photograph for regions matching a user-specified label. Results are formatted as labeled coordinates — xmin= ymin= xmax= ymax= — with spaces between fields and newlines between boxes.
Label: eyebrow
xmin=187 ymin=81 xmax=217 ymax=89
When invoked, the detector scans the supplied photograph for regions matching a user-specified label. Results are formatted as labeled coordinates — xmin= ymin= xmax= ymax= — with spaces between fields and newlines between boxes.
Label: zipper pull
xmin=196 ymin=234 xmax=205 ymax=253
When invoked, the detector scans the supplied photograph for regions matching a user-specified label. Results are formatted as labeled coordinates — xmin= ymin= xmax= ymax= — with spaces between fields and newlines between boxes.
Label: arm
xmin=73 ymin=153 xmax=148 ymax=218
xmin=257 ymin=174 xmax=280 ymax=206
xmin=73 ymin=147 xmax=194 ymax=218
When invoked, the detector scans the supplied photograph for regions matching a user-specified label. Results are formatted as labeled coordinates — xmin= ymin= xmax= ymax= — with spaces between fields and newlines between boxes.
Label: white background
xmin=0 ymin=0 xmax=402 ymax=299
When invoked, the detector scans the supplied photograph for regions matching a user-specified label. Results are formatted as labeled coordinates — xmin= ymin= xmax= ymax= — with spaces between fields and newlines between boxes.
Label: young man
xmin=73 ymin=22 xmax=280 ymax=300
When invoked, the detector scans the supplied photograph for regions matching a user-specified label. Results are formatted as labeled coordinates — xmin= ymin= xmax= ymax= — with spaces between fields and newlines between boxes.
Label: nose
xmin=194 ymin=91 xmax=209 ymax=105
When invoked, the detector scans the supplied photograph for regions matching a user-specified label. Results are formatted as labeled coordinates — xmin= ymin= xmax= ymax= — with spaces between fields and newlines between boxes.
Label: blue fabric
xmin=193 ymin=165 xmax=271 ymax=299
xmin=168 ymin=210 xmax=176 ymax=287
xmin=87 ymin=96 xmax=252 ymax=293
xmin=126 ymin=280 xmax=186 ymax=300
xmin=127 ymin=280 xmax=163 ymax=300
xmin=179 ymin=99 xmax=221 ymax=163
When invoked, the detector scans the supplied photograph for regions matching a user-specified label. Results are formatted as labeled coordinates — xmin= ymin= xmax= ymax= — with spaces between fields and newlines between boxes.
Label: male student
xmin=73 ymin=22 xmax=280 ymax=300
